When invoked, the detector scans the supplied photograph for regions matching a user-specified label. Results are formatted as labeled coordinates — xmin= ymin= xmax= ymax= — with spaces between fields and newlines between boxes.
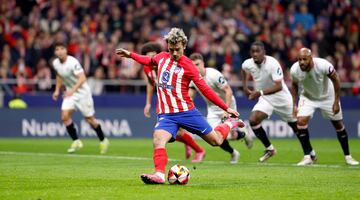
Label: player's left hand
xmin=332 ymin=101 xmax=340 ymax=115
xmin=226 ymin=108 xmax=239 ymax=118
xmin=249 ymin=90 xmax=261 ymax=100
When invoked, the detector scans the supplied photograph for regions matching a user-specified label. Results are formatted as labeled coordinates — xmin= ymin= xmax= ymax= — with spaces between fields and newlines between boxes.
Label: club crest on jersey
xmin=161 ymin=70 xmax=170 ymax=83
xmin=174 ymin=66 xmax=181 ymax=74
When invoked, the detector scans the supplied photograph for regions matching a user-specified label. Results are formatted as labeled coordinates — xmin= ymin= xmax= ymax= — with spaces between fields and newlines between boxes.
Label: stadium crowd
xmin=0 ymin=0 xmax=359 ymax=95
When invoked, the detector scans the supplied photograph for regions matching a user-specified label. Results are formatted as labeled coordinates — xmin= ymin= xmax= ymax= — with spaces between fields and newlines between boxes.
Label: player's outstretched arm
xmin=116 ymin=48 xmax=155 ymax=66
xmin=115 ymin=48 xmax=131 ymax=58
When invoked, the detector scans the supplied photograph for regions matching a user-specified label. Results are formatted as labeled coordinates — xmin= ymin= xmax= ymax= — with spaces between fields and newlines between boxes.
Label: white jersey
xmin=242 ymin=55 xmax=292 ymax=107
xmin=190 ymin=68 xmax=236 ymax=117
xmin=290 ymin=57 xmax=335 ymax=100
xmin=53 ymin=55 xmax=92 ymax=99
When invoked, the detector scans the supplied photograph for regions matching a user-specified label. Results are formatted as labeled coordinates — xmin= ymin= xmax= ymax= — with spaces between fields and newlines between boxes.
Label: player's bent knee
xmin=297 ymin=118 xmax=308 ymax=127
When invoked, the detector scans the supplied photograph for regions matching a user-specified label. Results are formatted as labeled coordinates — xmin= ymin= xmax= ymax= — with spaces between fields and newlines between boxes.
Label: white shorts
xmin=61 ymin=95 xmax=95 ymax=117
xmin=297 ymin=95 xmax=343 ymax=121
xmin=206 ymin=101 xmax=237 ymax=127
xmin=253 ymin=96 xmax=296 ymax=122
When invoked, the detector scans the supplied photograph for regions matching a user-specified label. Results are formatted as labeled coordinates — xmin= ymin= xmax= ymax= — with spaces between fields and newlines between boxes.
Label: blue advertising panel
xmin=0 ymin=108 xmax=359 ymax=138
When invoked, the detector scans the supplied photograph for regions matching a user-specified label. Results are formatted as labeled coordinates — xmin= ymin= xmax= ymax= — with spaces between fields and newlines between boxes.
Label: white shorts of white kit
xmin=61 ymin=95 xmax=95 ymax=117
xmin=297 ymin=95 xmax=343 ymax=121
xmin=253 ymin=96 xmax=296 ymax=122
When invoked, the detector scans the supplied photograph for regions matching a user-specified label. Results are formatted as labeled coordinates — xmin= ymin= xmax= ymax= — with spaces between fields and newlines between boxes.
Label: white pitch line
xmin=0 ymin=151 xmax=358 ymax=169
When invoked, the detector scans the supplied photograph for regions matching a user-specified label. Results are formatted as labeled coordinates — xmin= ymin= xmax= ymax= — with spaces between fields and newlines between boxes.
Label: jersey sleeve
xmin=130 ymin=52 xmax=157 ymax=67
xmin=241 ymin=61 xmax=249 ymax=72
xmin=212 ymin=70 xmax=228 ymax=89
xmin=320 ymin=59 xmax=335 ymax=76
xmin=270 ymin=59 xmax=283 ymax=82
xmin=73 ymin=59 xmax=84 ymax=75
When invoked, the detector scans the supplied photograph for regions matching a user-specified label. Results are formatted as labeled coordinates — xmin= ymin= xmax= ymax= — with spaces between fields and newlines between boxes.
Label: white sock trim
xmin=266 ymin=144 xmax=274 ymax=150
xmin=155 ymin=172 xmax=165 ymax=181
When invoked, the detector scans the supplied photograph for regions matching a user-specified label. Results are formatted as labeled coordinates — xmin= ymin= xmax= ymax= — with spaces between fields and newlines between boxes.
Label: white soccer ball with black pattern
xmin=167 ymin=164 xmax=190 ymax=185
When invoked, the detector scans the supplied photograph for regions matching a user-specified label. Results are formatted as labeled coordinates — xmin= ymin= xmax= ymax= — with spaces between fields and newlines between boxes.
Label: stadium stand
xmin=0 ymin=0 xmax=359 ymax=96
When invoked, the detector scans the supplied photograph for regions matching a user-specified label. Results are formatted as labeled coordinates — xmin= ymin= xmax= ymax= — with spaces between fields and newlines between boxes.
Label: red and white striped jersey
xmin=131 ymin=52 xmax=228 ymax=114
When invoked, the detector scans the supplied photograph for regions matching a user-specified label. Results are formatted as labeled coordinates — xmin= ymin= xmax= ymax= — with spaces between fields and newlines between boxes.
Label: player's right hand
xmin=52 ymin=91 xmax=59 ymax=101
xmin=144 ymin=103 xmax=151 ymax=118
xmin=226 ymin=108 xmax=239 ymax=118
xmin=115 ymin=48 xmax=131 ymax=58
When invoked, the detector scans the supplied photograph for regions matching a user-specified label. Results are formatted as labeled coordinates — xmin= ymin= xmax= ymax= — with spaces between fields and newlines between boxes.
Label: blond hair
xmin=164 ymin=28 xmax=188 ymax=45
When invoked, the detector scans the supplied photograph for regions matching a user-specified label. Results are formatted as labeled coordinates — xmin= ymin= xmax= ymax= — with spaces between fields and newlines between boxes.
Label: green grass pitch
xmin=0 ymin=138 xmax=359 ymax=200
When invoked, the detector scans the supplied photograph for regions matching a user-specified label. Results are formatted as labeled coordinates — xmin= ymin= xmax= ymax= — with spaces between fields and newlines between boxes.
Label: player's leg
xmin=295 ymin=96 xmax=318 ymax=165
xmin=141 ymin=114 xmax=178 ymax=184
xmin=176 ymin=129 xmax=205 ymax=162
xmin=78 ymin=96 xmax=109 ymax=154
xmin=141 ymin=130 xmax=173 ymax=184
xmin=320 ymin=98 xmax=358 ymax=165
xmin=200 ymin=118 xmax=243 ymax=146
xmin=330 ymin=120 xmax=359 ymax=165
xmin=249 ymin=110 xmax=276 ymax=162
xmin=209 ymin=116 xmax=240 ymax=164
xmin=61 ymin=98 xmax=83 ymax=153
xmin=296 ymin=116 xmax=317 ymax=165
xmin=85 ymin=116 xmax=109 ymax=154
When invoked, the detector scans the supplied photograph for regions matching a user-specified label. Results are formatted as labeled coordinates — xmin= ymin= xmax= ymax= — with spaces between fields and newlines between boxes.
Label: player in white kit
xmin=290 ymin=48 xmax=359 ymax=166
xmin=189 ymin=53 xmax=253 ymax=164
xmin=240 ymin=41 xmax=300 ymax=162
xmin=52 ymin=42 xmax=109 ymax=154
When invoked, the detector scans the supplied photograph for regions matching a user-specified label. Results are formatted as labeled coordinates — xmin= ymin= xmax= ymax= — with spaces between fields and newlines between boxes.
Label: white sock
xmin=266 ymin=144 xmax=274 ymax=150
xmin=310 ymin=150 xmax=316 ymax=156
xmin=155 ymin=172 xmax=165 ymax=181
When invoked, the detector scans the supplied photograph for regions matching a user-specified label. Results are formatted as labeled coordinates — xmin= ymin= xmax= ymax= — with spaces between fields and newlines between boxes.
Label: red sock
xmin=176 ymin=131 xmax=204 ymax=153
xmin=214 ymin=124 xmax=230 ymax=140
xmin=153 ymin=148 xmax=168 ymax=173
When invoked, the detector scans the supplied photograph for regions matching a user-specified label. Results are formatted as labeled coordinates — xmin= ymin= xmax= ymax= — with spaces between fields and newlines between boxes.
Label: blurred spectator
xmin=33 ymin=58 xmax=51 ymax=91
xmin=88 ymin=67 xmax=105 ymax=95
xmin=13 ymin=72 xmax=30 ymax=94
xmin=11 ymin=58 xmax=33 ymax=78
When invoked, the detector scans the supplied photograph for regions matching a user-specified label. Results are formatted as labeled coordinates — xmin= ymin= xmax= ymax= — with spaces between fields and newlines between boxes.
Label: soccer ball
xmin=167 ymin=164 xmax=190 ymax=185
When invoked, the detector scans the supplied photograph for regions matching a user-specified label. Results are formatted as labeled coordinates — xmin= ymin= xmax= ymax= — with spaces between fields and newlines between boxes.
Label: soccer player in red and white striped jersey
xmin=116 ymin=28 xmax=243 ymax=184
xmin=141 ymin=42 xmax=206 ymax=163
